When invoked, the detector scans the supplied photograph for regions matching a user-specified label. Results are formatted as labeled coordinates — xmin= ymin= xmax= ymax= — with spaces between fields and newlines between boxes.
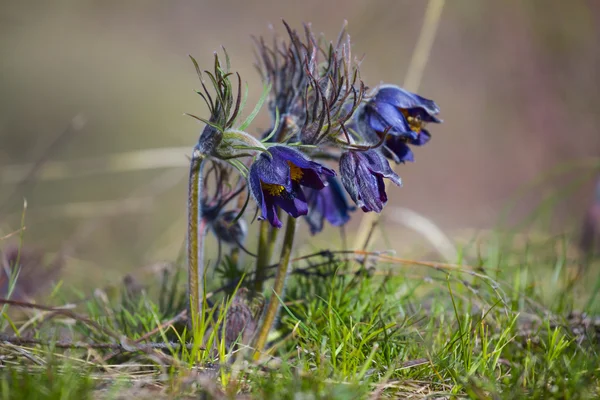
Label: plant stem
xmin=254 ymin=214 xmax=280 ymax=292
xmin=187 ymin=148 xmax=208 ymax=334
xmin=254 ymin=222 xmax=270 ymax=292
xmin=253 ymin=215 xmax=297 ymax=357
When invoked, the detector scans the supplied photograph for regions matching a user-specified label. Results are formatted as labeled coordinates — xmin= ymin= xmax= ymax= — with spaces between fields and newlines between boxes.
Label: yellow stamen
xmin=260 ymin=161 xmax=303 ymax=197
xmin=288 ymin=161 xmax=304 ymax=182
xmin=261 ymin=182 xmax=285 ymax=197
xmin=400 ymin=109 xmax=423 ymax=133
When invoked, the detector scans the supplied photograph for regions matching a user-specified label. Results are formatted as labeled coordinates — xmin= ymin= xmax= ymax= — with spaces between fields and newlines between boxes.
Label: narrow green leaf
xmin=261 ymin=106 xmax=280 ymax=143
xmin=238 ymin=83 xmax=271 ymax=131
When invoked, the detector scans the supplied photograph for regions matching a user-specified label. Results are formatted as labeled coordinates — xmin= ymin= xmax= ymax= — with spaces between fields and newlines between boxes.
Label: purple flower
xmin=579 ymin=177 xmax=600 ymax=256
xmin=249 ymin=146 xmax=335 ymax=228
xmin=304 ymin=176 xmax=355 ymax=234
xmin=339 ymin=150 xmax=402 ymax=213
xmin=359 ymin=85 xmax=441 ymax=163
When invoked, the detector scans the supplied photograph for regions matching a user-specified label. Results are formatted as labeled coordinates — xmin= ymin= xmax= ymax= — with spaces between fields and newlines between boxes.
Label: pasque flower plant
xmin=184 ymin=21 xmax=441 ymax=354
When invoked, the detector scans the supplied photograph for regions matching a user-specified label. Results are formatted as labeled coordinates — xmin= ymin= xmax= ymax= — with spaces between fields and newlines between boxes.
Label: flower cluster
xmin=188 ymin=22 xmax=441 ymax=234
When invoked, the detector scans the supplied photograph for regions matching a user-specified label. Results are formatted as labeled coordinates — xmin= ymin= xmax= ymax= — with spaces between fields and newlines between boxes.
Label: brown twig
xmin=0 ymin=334 xmax=194 ymax=352
xmin=102 ymin=310 xmax=188 ymax=362
xmin=0 ymin=298 xmax=121 ymax=341
xmin=0 ymin=227 xmax=27 ymax=241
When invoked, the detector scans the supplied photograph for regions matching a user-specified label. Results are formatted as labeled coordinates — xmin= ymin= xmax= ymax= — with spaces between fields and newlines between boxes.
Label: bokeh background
xmin=1 ymin=0 xmax=599 ymax=289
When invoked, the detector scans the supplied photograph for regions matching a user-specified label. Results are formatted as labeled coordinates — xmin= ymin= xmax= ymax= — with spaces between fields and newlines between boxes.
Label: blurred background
xmin=1 ymin=0 xmax=599 ymax=290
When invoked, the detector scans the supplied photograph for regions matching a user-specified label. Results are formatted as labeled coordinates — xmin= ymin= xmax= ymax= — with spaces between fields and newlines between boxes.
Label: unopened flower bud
xmin=195 ymin=124 xmax=223 ymax=156
xmin=211 ymin=210 xmax=247 ymax=246
xmin=224 ymin=288 xmax=265 ymax=349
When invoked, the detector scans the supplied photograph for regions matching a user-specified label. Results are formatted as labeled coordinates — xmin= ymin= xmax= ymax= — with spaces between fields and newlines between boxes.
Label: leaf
xmin=261 ymin=106 xmax=280 ymax=143
xmin=238 ymin=83 xmax=271 ymax=131
xmin=229 ymin=77 xmax=248 ymax=128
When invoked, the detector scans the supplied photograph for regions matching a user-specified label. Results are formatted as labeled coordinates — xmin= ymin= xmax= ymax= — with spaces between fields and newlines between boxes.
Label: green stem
xmin=187 ymin=149 xmax=208 ymax=334
xmin=253 ymin=215 xmax=297 ymax=357
xmin=254 ymin=216 xmax=280 ymax=292
xmin=254 ymin=222 xmax=270 ymax=292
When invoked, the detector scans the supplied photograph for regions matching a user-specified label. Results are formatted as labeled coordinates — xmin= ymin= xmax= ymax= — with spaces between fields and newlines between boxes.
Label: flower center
xmin=288 ymin=161 xmax=304 ymax=182
xmin=261 ymin=182 xmax=285 ymax=197
xmin=400 ymin=109 xmax=423 ymax=133
xmin=260 ymin=162 xmax=303 ymax=197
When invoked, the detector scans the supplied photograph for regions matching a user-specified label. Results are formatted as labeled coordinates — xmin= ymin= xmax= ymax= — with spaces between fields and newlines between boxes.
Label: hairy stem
xmin=187 ymin=148 xmax=208 ymax=334
xmin=253 ymin=222 xmax=270 ymax=292
xmin=253 ymin=215 xmax=297 ymax=357
xmin=254 ymin=215 xmax=280 ymax=292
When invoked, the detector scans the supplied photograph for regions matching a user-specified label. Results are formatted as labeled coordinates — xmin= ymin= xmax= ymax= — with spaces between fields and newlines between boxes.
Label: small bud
xmin=211 ymin=210 xmax=247 ymax=246
xmin=196 ymin=124 xmax=223 ymax=155
xmin=224 ymin=288 xmax=265 ymax=349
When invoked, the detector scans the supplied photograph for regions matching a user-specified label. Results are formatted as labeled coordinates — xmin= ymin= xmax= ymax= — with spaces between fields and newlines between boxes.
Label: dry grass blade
xmin=102 ymin=310 xmax=188 ymax=362
xmin=0 ymin=298 xmax=121 ymax=341
xmin=0 ymin=227 xmax=26 ymax=241
xmin=1 ymin=147 xmax=190 ymax=184
xmin=0 ymin=335 xmax=196 ymax=352
xmin=387 ymin=206 xmax=458 ymax=262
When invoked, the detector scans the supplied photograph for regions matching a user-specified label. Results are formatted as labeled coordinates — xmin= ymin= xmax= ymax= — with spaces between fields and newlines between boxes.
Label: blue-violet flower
xmin=360 ymin=85 xmax=441 ymax=163
xmin=339 ymin=150 xmax=402 ymax=213
xmin=304 ymin=175 xmax=355 ymax=234
xmin=249 ymin=146 xmax=335 ymax=228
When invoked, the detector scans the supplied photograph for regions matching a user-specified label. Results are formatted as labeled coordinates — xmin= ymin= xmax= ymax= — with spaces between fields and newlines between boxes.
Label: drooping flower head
xmin=359 ymin=85 xmax=441 ymax=163
xmin=249 ymin=146 xmax=335 ymax=228
xmin=211 ymin=209 xmax=248 ymax=246
xmin=339 ymin=150 xmax=402 ymax=213
xmin=189 ymin=22 xmax=441 ymax=235
xmin=304 ymin=175 xmax=355 ymax=234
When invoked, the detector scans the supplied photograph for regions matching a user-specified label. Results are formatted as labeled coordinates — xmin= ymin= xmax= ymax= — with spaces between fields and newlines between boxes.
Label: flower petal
xmin=410 ymin=129 xmax=432 ymax=146
xmin=263 ymin=197 xmax=282 ymax=228
xmin=364 ymin=102 xmax=414 ymax=136
xmin=384 ymin=138 xmax=415 ymax=163
xmin=375 ymin=84 xmax=440 ymax=117
xmin=364 ymin=150 xmax=402 ymax=187
xmin=248 ymin=162 xmax=269 ymax=218
xmin=304 ymin=192 xmax=325 ymax=234
xmin=269 ymin=145 xmax=335 ymax=177
xmin=340 ymin=150 xmax=400 ymax=214
xmin=339 ymin=152 xmax=362 ymax=207
xmin=305 ymin=176 xmax=354 ymax=234
xmin=253 ymin=152 xmax=292 ymax=192
xmin=299 ymin=168 xmax=327 ymax=190
xmin=355 ymin=161 xmax=384 ymax=213
xmin=272 ymin=186 xmax=308 ymax=218
xmin=323 ymin=176 xmax=354 ymax=226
